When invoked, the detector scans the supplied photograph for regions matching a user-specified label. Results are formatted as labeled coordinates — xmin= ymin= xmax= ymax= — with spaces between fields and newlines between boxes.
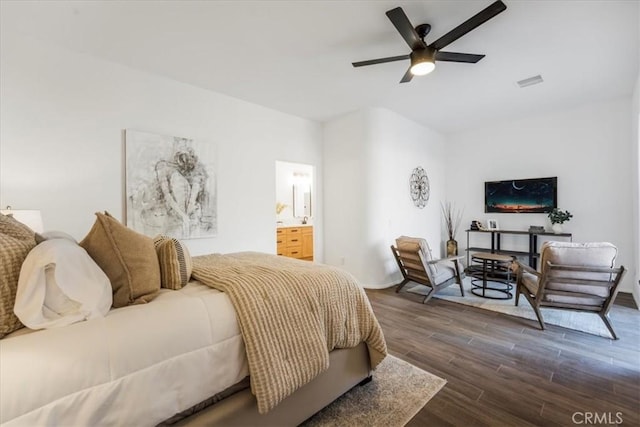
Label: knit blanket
xmin=191 ymin=252 xmax=387 ymax=414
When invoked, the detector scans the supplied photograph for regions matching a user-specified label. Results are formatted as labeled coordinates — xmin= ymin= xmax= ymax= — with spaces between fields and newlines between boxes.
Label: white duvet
xmin=0 ymin=282 xmax=249 ymax=427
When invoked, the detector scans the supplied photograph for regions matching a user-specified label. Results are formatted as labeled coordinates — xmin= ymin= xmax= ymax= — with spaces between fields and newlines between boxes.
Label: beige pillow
xmin=0 ymin=213 xmax=37 ymax=337
xmin=153 ymin=235 xmax=193 ymax=290
xmin=79 ymin=212 xmax=160 ymax=308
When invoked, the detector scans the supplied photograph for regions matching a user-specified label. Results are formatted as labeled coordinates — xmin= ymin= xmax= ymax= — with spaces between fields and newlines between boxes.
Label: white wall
xmin=632 ymin=57 xmax=640 ymax=306
xmin=447 ymin=98 xmax=635 ymax=292
xmin=632 ymin=3 xmax=640 ymax=306
xmin=0 ymin=34 xmax=324 ymax=259
xmin=324 ymin=107 xmax=447 ymax=287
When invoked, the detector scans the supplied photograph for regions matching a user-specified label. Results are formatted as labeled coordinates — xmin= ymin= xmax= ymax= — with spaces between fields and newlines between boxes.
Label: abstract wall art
xmin=125 ymin=129 xmax=217 ymax=239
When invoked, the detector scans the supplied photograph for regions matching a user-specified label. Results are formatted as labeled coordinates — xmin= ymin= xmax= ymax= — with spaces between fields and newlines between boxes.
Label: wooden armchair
xmin=515 ymin=241 xmax=626 ymax=339
xmin=391 ymin=236 xmax=465 ymax=304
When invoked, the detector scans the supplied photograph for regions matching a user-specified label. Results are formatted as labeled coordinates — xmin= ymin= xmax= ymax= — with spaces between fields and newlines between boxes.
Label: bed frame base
xmin=172 ymin=342 xmax=371 ymax=426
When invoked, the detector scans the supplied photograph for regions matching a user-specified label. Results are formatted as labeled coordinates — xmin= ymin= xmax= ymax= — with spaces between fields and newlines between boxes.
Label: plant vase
xmin=446 ymin=239 xmax=458 ymax=257
xmin=551 ymin=223 xmax=563 ymax=234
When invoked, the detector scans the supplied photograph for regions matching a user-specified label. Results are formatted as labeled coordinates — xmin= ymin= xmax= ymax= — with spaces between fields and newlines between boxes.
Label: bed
xmin=0 ymin=212 xmax=387 ymax=426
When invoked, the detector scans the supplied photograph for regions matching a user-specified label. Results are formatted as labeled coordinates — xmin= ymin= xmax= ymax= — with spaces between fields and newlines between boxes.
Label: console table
xmin=465 ymin=229 xmax=572 ymax=270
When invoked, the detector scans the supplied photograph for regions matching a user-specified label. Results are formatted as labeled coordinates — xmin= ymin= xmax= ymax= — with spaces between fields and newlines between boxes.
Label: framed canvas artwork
xmin=125 ymin=129 xmax=217 ymax=239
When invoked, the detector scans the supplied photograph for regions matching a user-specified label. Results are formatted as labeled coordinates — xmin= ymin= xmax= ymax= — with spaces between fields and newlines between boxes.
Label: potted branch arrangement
xmin=548 ymin=208 xmax=572 ymax=234
xmin=276 ymin=202 xmax=288 ymax=224
xmin=441 ymin=202 xmax=464 ymax=256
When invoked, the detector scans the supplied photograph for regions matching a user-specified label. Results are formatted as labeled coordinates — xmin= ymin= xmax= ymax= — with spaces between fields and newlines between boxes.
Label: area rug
xmin=406 ymin=278 xmax=613 ymax=338
xmin=302 ymin=355 xmax=446 ymax=427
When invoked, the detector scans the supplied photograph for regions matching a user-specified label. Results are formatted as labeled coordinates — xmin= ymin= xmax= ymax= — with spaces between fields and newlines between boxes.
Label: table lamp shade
xmin=0 ymin=209 xmax=44 ymax=233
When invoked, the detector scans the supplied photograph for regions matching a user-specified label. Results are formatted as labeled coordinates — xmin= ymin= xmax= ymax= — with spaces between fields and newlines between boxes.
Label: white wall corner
xmin=631 ymin=67 xmax=640 ymax=309
xmin=323 ymin=107 xmax=447 ymax=288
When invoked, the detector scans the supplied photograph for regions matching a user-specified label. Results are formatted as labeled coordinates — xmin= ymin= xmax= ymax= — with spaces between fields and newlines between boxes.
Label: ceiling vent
xmin=517 ymin=75 xmax=544 ymax=88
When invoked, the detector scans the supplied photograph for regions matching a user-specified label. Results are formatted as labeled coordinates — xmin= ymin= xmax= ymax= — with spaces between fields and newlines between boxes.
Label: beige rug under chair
xmin=406 ymin=277 xmax=613 ymax=338
xmin=302 ymin=354 xmax=446 ymax=427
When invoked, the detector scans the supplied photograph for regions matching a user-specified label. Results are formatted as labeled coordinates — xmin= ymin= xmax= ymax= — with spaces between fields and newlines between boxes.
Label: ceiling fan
xmin=352 ymin=0 xmax=507 ymax=83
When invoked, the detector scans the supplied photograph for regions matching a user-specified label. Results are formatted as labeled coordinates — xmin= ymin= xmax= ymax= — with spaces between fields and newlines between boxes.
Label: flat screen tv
xmin=485 ymin=177 xmax=557 ymax=213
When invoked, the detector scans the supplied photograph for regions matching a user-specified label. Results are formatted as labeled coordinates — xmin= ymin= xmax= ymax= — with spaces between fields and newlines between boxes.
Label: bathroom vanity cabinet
xmin=277 ymin=226 xmax=313 ymax=261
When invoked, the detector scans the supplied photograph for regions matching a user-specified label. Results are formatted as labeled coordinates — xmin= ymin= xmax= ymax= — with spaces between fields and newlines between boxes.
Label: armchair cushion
xmin=520 ymin=270 xmax=539 ymax=295
xmin=540 ymin=242 xmax=617 ymax=299
xmin=432 ymin=265 xmax=456 ymax=285
xmin=395 ymin=236 xmax=438 ymax=278
xmin=521 ymin=273 xmax=605 ymax=306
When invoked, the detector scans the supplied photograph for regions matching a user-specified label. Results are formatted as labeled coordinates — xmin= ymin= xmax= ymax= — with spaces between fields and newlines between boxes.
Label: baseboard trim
xmin=362 ymin=281 xmax=398 ymax=290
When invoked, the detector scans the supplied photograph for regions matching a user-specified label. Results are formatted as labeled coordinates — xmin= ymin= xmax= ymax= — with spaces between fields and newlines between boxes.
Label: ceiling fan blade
xmin=386 ymin=7 xmax=426 ymax=51
xmin=352 ymin=54 xmax=410 ymax=68
xmin=429 ymin=0 xmax=507 ymax=51
xmin=400 ymin=67 xmax=414 ymax=83
xmin=435 ymin=51 xmax=485 ymax=63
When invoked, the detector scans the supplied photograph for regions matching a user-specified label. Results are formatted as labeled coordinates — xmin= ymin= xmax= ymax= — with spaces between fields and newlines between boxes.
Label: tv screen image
xmin=485 ymin=177 xmax=557 ymax=213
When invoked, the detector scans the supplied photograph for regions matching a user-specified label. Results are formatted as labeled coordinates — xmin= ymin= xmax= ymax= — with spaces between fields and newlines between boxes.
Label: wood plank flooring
xmin=365 ymin=288 xmax=640 ymax=426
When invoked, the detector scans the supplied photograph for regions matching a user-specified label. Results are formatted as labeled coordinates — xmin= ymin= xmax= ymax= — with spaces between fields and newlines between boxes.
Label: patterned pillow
xmin=79 ymin=212 xmax=160 ymax=308
xmin=0 ymin=213 xmax=37 ymax=338
xmin=153 ymin=236 xmax=193 ymax=290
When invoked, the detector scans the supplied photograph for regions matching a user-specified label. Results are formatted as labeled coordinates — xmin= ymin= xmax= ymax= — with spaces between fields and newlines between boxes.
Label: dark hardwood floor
xmin=365 ymin=288 xmax=640 ymax=426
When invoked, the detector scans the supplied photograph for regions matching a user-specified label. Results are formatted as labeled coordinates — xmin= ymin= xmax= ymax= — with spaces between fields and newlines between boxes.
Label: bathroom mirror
xmin=293 ymin=181 xmax=312 ymax=217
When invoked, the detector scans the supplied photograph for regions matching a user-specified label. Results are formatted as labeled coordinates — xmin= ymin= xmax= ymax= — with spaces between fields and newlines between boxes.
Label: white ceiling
xmin=1 ymin=0 xmax=638 ymax=134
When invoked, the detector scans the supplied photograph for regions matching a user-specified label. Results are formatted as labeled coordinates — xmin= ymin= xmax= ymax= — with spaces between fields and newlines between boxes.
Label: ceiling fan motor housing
xmin=410 ymin=47 xmax=436 ymax=65
xmin=415 ymin=23 xmax=432 ymax=39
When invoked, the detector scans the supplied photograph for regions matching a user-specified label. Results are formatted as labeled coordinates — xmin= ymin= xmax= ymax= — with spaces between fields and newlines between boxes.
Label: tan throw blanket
xmin=191 ymin=252 xmax=387 ymax=414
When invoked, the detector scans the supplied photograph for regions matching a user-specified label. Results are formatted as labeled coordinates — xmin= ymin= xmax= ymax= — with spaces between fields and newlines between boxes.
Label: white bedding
xmin=0 ymin=281 xmax=249 ymax=427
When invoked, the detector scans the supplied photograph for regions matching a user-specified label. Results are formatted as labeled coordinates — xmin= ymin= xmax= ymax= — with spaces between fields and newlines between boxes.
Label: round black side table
xmin=470 ymin=252 xmax=514 ymax=300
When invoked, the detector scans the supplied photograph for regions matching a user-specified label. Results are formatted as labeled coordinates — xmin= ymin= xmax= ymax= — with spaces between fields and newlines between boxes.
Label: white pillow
xmin=14 ymin=238 xmax=112 ymax=329
xmin=38 ymin=230 xmax=78 ymax=243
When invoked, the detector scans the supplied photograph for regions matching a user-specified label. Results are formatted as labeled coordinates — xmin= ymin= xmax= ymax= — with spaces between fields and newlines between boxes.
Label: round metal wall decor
xmin=409 ymin=166 xmax=430 ymax=208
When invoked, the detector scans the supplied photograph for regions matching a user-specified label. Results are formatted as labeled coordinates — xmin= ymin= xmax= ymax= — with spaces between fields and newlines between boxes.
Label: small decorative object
xmin=528 ymin=225 xmax=545 ymax=233
xmin=548 ymin=208 xmax=572 ymax=233
xmin=441 ymin=202 xmax=463 ymax=256
xmin=487 ymin=219 xmax=499 ymax=230
xmin=409 ymin=167 xmax=430 ymax=208
xmin=275 ymin=202 xmax=288 ymax=215
xmin=470 ymin=220 xmax=484 ymax=231
xmin=276 ymin=202 xmax=288 ymax=224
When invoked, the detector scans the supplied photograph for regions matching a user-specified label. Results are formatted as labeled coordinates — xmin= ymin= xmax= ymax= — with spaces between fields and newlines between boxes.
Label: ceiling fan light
xmin=410 ymin=48 xmax=436 ymax=76
xmin=410 ymin=61 xmax=435 ymax=76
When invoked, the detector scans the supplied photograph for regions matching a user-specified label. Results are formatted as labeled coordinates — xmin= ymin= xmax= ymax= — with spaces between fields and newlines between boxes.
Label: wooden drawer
xmin=286 ymin=234 xmax=302 ymax=248
xmin=286 ymin=227 xmax=302 ymax=239
xmin=285 ymin=246 xmax=303 ymax=258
